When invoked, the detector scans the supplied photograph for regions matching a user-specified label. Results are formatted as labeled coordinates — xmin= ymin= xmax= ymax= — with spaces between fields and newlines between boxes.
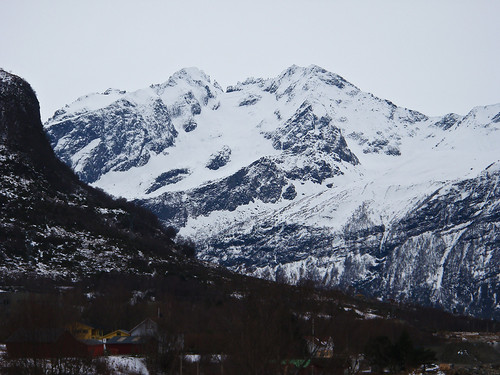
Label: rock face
xmin=0 ymin=69 xmax=201 ymax=281
xmin=206 ymin=145 xmax=232 ymax=170
xmin=198 ymin=167 xmax=500 ymax=319
xmin=47 ymin=96 xmax=176 ymax=183
xmin=45 ymin=68 xmax=222 ymax=183
xmin=44 ymin=65 xmax=500 ymax=319
xmin=138 ymin=157 xmax=289 ymax=227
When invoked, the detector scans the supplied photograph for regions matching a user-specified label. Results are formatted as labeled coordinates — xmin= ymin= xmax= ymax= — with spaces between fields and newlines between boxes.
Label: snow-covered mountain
xmin=44 ymin=65 xmax=500 ymax=319
xmin=0 ymin=69 xmax=221 ymax=282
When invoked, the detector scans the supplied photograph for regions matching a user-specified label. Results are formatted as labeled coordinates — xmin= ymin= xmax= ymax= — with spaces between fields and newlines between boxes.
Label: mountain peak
xmin=155 ymin=67 xmax=224 ymax=97
xmin=278 ymin=64 xmax=346 ymax=82
xmin=166 ymin=67 xmax=214 ymax=86
xmin=103 ymin=88 xmax=126 ymax=95
xmin=265 ymin=65 xmax=356 ymax=101
xmin=0 ymin=69 xmax=38 ymax=110
xmin=0 ymin=69 xmax=47 ymax=154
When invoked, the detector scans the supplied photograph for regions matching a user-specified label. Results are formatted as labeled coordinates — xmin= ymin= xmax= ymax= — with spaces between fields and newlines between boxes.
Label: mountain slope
xmin=0 ymin=69 xmax=209 ymax=281
xmin=44 ymin=65 xmax=500 ymax=319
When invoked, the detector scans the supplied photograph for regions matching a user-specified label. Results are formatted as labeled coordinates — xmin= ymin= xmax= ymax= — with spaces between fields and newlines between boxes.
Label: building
xmin=130 ymin=318 xmax=158 ymax=338
xmin=102 ymin=329 xmax=130 ymax=340
xmin=81 ymin=339 xmax=105 ymax=357
xmin=67 ymin=322 xmax=103 ymax=340
xmin=105 ymin=335 xmax=154 ymax=355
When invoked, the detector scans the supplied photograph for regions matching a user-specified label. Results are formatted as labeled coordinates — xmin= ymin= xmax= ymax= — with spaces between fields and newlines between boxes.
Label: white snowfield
xmin=105 ymin=356 xmax=149 ymax=375
xmin=45 ymin=62 xmax=500 ymax=252
xmin=46 ymin=64 xmax=499 ymax=203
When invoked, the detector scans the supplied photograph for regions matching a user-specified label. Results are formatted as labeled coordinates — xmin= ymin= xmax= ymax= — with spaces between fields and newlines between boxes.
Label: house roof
xmin=106 ymin=336 xmax=150 ymax=345
xmin=102 ymin=329 xmax=130 ymax=338
xmin=109 ymin=329 xmax=130 ymax=334
xmin=129 ymin=318 xmax=158 ymax=334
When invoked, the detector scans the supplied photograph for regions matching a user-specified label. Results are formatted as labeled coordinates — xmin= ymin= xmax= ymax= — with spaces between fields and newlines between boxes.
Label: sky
xmin=1 ymin=0 xmax=499 ymax=121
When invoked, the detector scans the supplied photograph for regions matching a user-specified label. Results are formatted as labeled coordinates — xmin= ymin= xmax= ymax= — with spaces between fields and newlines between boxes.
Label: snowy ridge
xmin=44 ymin=65 xmax=500 ymax=319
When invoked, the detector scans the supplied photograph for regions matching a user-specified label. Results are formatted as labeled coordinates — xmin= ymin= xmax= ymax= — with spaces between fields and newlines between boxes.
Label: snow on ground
xmin=0 ymin=354 xmax=149 ymax=375
xmin=45 ymin=89 xmax=128 ymax=126
xmin=71 ymin=138 xmax=101 ymax=173
xmin=93 ymin=82 xmax=283 ymax=199
xmin=409 ymin=368 xmax=443 ymax=375
xmin=104 ymin=356 xmax=149 ymax=375
xmin=182 ymin=97 xmax=499 ymax=241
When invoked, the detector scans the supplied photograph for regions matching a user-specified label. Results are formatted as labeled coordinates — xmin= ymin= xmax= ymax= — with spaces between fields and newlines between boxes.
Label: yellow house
xmin=67 ymin=322 xmax=103 ymax=340
xmin=102 ymin=329 xmax=130 ymax=340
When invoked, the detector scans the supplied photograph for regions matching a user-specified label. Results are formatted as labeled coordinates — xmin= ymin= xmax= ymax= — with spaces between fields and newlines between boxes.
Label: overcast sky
xmin=1 ymin=0 xmax=499 ymax=120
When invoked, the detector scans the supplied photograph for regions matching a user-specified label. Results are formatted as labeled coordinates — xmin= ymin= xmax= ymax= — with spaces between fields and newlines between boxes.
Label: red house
xmin=105 ymin=335 xmax=154 ymax=355
xmin=81 ymin=339 xmax=105 ymax=357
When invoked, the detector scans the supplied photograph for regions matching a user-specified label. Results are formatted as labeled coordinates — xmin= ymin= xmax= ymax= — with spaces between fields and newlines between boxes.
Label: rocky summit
xmin=44 ymin=65 xmax=500 ymax=319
